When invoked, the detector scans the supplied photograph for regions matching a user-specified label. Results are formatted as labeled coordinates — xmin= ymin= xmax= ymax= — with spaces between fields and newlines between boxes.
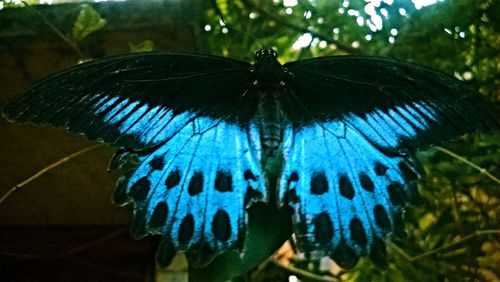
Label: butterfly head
xmin=254 ymin=48 xmax=278 ymax=63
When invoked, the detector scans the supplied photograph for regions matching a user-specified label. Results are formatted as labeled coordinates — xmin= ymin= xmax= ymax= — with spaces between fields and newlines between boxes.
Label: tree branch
xmin=0 ymin=144 xmax=104 ymax=205
xmin=245 ymin=0 xmax=363 ymax=55
xmin=271 ymin=258 xmax=338 ymax=282
xmin=21 ymin=1 xmax=85 ymax=59
xmin=388 ymin=229 xmax=500 ymax=262
xmin=435 ymin=146 xmax=500 ymax=185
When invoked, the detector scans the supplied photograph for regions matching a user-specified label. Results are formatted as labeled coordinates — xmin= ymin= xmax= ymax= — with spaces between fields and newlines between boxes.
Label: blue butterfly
xmin=3 ymin=48 xmax=498 ymax=269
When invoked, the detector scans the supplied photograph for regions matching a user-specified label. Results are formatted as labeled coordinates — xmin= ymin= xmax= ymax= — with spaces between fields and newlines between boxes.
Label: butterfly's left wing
xmin=3 ymin=52 xmax=258 ymax=149
xmin=278 ymin=56 xmax=499 ymax=267
xmin=111 ymin=116 xmax=267 ymax=266
xmin=2 ymin=52 xmax=267 ymax=266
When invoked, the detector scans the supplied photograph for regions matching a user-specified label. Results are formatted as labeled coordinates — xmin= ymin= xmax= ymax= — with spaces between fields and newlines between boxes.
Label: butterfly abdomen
xmin=257 ymin=90 xmax=283 ymax=159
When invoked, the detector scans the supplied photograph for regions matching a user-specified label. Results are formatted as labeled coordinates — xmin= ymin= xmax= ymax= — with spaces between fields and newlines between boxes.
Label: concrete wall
xmin=0 ymin=0 xmax=202 ymax=226
xmin=0 ymin=1 xmax=201 ymax=279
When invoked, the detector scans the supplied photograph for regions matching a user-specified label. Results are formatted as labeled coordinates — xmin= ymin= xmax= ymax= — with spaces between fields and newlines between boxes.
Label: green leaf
xmin=129 ymin=40 xmax=155 ymax=52
xmin=189 ymin=202 xmax=292 ymax=282
xmin=72 ymin=4 xmax=107 ymax=42
xmin=215 ymin=0 xmax=229 ymax=16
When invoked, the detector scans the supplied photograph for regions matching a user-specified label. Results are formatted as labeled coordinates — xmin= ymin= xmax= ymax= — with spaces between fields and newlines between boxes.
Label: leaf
xmin=215 ymin=0 xmax=229 ymax=17
xmin=188 ymin=202 xmax=292 ymax=282
xmin=129 ymin=40 xmax=155 ymax=52
xmin=72 ymin=4 xmax=107 ymax=42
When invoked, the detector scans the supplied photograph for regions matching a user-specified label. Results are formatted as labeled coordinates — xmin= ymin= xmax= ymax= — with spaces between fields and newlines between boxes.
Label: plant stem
xmin=22 ymin=0 xmax=85 ymax=59
xmin=409 ymin=229 xmax=500 ymax=262
xmin=435 ymin=146 xmax=500 ymax=185
xmin=271 ymin=258 xmax=338 ymax=282
xmin=0 ymin=144 xmax=103 ymax=205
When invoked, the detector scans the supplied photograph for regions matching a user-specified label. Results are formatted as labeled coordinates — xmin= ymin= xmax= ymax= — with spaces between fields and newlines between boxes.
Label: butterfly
xmin=3 ymin=48 xmax=498 ymax=270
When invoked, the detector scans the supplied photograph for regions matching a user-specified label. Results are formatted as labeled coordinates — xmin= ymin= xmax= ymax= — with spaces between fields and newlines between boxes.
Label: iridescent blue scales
xmin=105 ymin=107 xmax=267 ymax=263
xmin=279 ymin=115 xmax=423 ymax=267
xmin=3 ymin=49 xmax=498 ymax=269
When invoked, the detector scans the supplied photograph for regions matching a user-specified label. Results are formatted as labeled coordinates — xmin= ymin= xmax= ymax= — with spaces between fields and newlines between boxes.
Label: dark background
xmin=0 ymin=1 xmax=199 ymax=280
xmin=0 ymin=0 xmax=498 ymax=281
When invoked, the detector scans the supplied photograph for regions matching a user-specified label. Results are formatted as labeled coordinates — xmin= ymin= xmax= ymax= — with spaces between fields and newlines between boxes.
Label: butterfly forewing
xmin=3 ymin=52 xmax=255 ymax=149
xmin=283 ymin=56 xmax=498 ymax=149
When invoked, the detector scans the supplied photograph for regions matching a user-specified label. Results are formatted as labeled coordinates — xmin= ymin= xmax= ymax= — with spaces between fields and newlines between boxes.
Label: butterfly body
xmin=256 ymin=89 xmax=283 ymax=160
xmin=3 ymin=48 xmax=498 ymax=269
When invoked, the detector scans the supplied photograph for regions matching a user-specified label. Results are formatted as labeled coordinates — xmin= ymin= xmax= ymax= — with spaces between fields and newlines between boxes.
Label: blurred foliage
xmin=0 ymin=0 xmax=95 ymax=7
xmin=201 ymin=0 xmax=499 ymax=281
xmin=129 ymin=40 xmax=155 ymax=53
xmin=1 ymin=0 xmax=37 ymax=8
xmin=71 ymin=4 xmax=107 ymax=42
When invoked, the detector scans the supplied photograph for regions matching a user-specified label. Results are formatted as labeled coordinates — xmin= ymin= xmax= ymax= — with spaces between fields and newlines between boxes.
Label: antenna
xmin=212 ymin=1 xmax=265 ymax=49
xmin=264 ymin=6 xmax=312 ymax=49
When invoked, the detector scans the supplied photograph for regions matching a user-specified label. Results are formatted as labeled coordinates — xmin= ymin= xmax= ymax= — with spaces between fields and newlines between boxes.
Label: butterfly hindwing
xmin=279 ymin=120 xmax=422 ymax=268
xmin=111 ymin=116 xmax=267 ymax=265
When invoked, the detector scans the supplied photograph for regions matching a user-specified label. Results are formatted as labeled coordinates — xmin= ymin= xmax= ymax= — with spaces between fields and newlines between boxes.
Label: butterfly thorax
xmin=252 ymin=48 xmax=285 ymax=87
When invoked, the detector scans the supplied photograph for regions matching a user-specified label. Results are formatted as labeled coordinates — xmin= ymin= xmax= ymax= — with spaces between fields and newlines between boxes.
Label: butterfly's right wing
xmin=3 ymin=52 xmax=256 ymax=149
xmin=279 ymin=56 xmax=499 ymax=268
xmin=282 ymin=56 xmax=498 ymax=149
xmin=278 ymin=120 xmax=418 ymax=268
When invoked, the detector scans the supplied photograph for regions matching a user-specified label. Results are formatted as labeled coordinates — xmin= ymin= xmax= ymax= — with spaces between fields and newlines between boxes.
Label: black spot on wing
xmin=188 ymin=172 xmax=203 ymax=196
xmin=288 ymin=171 xmax=299 ymax=184
xmin=214 ymin=170 xmax=233 ymax=192
xmin=157 ymin=237 xmax=176 ymax=268
xmin=368 ymin=237 xmax=387 ymax=268
xmin=243 ymin=169 xmax=257 ymax=181
xmin=284 ymin=188 xmax=299 ymax=204
xmin=374 ymin=205 xmax=391 ymax=229
xmin=178 ymin=214 xmax=195 ymax=245
xmin=310 ymin=172 xmax=328 ymax=195
xmin=350 ymin=217 xmax=367 ymax=247
xmin=186 ymin=242 xmax=217 ymax=266
xmin=149 ymin=202 xmax=168 ymax=228
xmin=165 ymin=169 xmax=181 ymax=189
xmin=359 ymin=172 xmax=374 ymax=192
xmin=392 ymin=212 xmax=406 ymax=237
xmin=212 ymin=210 xmax=231 ymax=242
xmin=339 ymin=174 xmax=355 ymax=199
xmin=387 ymin=182 xmax=404 ymax=206
xmin=313 ymin=212 xmax=334 ymax=244
xmin=130 ymin=177 xmax=151 ymax=201
xmin=406 ymin=182 xmax=422 ymax=205
xmin=130 ymin=207 xmax=147 ymax=238
xmin=149 ymin=156 xmax=165 ymax=171
xmin=374 ymin=162 xmax=388 ymax=176
xmin=398 ymin=161 xmax=419 ymax=181
xmin=331 ymin=240 xmax=359 ymax=269
xmin=113 ymin=175 xmax=129 ymax=204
